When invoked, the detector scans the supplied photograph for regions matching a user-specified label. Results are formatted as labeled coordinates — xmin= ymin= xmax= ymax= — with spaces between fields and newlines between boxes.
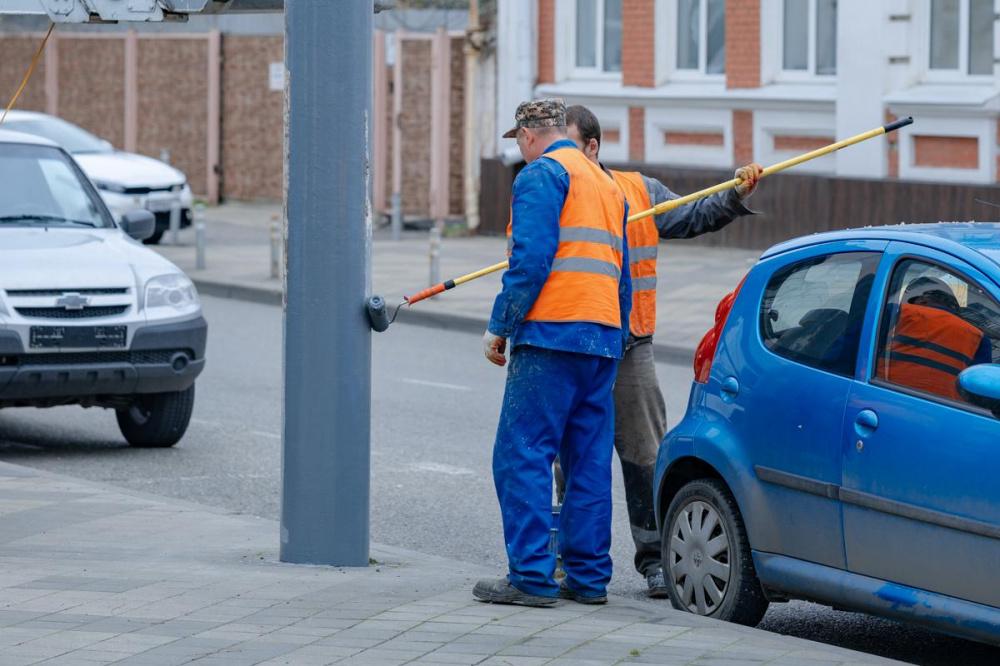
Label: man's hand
xmin=483 ymin=331 xmax=508 ymax=366
xmin=734 ymin=162 xmax=764 ymax=199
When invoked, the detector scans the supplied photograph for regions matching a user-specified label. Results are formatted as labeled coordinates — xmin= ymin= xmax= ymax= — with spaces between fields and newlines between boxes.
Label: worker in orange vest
xmin=475 ymin=99 xmax=631 ymax=607
xmin=878 ymin=277 xmax=985 ymax=401
xmin=564 ymin=104 xmax=762 ymax=598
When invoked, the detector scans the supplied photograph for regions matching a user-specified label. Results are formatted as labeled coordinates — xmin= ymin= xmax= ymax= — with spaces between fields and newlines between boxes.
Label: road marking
xmin=407 ymin=461 xmax=476 ymax=476
xmin=401 ymin=378 xmax=471 ymax=391
xmin=249 ymin=430 xmax=281 ymax=440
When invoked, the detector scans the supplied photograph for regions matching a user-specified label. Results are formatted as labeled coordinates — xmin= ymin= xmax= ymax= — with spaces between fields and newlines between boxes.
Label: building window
xmin=782 ymin=0 xmax=837 ymax=76
xmin=575 ymin=0 xmax=623 ymax=73
xmin=930 ymin=0 xmax=995 ymax=76
xmin=676 ymin=0 xmax=725 ymax=75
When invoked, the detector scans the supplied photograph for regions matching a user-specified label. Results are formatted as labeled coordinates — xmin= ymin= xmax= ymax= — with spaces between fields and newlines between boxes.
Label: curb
xmin=192 ymin=277 xmax=697 ymax=366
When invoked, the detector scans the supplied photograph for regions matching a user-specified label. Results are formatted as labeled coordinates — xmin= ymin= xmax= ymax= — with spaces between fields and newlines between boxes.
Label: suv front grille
xmin=5 ymin=288 xmax=129 ymax=296
xmin=15 ymin=306 xmax=130 ymax=319
xmin=0 ymin=350 xmax=191 ymax=367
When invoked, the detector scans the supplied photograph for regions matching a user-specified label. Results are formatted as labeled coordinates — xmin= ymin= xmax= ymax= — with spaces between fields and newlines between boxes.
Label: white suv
xmin=0 ymin=128 xmax=205 ymax=447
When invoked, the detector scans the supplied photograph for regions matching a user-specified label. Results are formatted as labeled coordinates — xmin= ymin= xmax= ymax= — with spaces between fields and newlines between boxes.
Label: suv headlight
xmin=94 ymin=180 xmax=127 ymax=194
xmin=144 ymin=274 xmax=200 ymax=314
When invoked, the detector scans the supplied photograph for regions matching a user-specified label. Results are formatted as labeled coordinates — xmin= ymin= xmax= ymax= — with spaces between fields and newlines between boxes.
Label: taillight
xmin=693 ymin=275 xmax=747 ymax=383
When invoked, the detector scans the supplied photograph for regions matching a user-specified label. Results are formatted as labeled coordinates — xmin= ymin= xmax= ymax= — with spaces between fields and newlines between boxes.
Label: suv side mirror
xmin=120 ymin=209 xmax=155 ymax=241
xmin=957 ymin=364 xmax=1000 ymax=418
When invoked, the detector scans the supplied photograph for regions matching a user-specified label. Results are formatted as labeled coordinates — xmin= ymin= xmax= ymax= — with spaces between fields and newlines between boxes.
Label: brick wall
xmin=0 ymin=36 xmax=47 ymax=112
xmin=537 ymin=0 xmax=555 ymax=84
xmin=629 ymin=106 xmax=645 ymax=161
xmin=913 ymin=136 xmax=979 ymax=169
xmin=448 ymin=37 xmax=465 ymax=216
xmin=622 ymin=0 xmax=655 ymax=87
xmin=733 ymin=110 xmax=753 ymax=165
xmin=221 ymin=35 xmax=283 ymax=200
xmin=886 ymin=110 xmax=899 ymax=178
xmin=59 ymin=38 xmax=125 ymax=152
xmin=136 ymin=38 xmax=209 ymax=195
xmin=725 ymin=0 xmax=760 ymax=89
xmin=400 ymin=39 xmax=432 ymax=216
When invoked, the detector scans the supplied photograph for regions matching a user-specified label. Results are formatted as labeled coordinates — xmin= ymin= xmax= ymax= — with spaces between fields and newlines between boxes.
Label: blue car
xmin=654 ymin=223 xmax=1000 ymax=645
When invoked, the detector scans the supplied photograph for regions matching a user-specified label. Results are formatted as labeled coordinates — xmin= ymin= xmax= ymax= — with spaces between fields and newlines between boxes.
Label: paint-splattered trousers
xmin=613 ymin=340 xmax=668 ymax=577
xmin=554 ymin=340 xmax=667 ymax=578
xmin=493 ymin=344 xmax=618 ymax=600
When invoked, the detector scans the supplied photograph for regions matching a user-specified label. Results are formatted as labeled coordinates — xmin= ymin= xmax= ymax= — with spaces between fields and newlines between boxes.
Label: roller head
xmin=366 ymin=295 xmax=390 ymax=332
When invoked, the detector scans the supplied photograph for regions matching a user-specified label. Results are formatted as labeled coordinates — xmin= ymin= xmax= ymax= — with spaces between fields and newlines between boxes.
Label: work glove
xmin=483 ymin=331 xmax=507 ymax=367
xmin=734 ymin=162 xmax=764 ymax=199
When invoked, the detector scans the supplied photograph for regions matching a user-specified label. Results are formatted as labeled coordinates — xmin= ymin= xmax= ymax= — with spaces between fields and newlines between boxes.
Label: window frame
xmin=777 ymin=0 xmax=838 ymax=81
xmin=757 ymin=251 xmax=882 ymax=379
xmin=569 ymin=0 xmax=623 ymax=80
xmin=869 ymin=254 xmax=1000 ymax=416
xmin=669 ymin=0 xmax=726 ymax=81
xmin=923 ymin=0 xmax=997 ymax=82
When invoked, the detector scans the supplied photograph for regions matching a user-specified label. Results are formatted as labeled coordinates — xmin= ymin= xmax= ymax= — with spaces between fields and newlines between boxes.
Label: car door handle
xmin=854 ymin=409 xmax=879 ymax=436
xmin=721 ymin=376 xmax=740 ymax=399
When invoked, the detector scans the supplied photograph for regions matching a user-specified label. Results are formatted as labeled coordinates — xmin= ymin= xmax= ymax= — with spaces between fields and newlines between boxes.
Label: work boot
xmin=646 ymin=568 xmax=669 ymax=599
xmin=473 ymin=578 xmax=558 ymax=607
xmin=558 ymin=581 xmax=607 ymax=605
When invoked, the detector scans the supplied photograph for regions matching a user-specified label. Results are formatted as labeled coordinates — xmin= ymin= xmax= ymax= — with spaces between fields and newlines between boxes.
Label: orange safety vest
xmin=877 ymin=303 xmax=983 ymax=401
xmin=505 ymin=147 xmax=626 ymax=328
xmin=610 ymin=170 xmax=658 ymax=337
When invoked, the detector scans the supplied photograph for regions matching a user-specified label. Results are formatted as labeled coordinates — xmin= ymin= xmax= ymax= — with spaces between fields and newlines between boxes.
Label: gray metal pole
xmin=281 ymin=0 xmax=372 ymax=566
xmin=194 ymin=203 xmax=206 ymax=270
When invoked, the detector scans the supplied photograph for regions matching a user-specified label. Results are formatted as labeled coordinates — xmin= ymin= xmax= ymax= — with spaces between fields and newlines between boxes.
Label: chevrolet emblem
xmin=55 ymin=293 xmax=89 ymax=310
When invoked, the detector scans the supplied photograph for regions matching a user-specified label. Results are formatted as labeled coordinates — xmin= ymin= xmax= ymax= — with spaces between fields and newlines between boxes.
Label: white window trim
xmin=773 ymin=0 xmax=837 ymax=82
xmin=644 ymin=107 xmax=732 ymax=168
xmin=560 ymin=0 xmax=623 ymax=81
xmin=656 ymin=0 xmax=726 ymax=83
xmin=896 ymin=115 xmax=996 ymax=184
xmin=921 ymin=0 xmax=998 ymax=83
xmin=754 ymin=109 xmax=837 ymax=175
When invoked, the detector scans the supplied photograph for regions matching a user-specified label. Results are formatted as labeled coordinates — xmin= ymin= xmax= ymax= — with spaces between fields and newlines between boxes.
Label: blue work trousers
xmin=492 ymin=344 xmax=617 ymax=599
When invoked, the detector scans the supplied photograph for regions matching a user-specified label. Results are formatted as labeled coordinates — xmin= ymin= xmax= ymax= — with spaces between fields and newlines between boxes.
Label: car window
xmin=760 ymin=252 xmax=881 ymax=376
xmin=875 ymin=259 xmax=1000 ymax=405
xmin=0 ymin=143 xmax=111 ymax=228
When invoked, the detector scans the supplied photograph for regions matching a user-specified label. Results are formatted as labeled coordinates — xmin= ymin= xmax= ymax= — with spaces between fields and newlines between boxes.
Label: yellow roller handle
xmin=404 ymin=117 xmax=913 ymax=304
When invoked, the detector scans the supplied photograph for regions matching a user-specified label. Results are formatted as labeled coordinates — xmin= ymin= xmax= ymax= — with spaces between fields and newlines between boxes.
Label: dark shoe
xmin=558 ymin=581 xmax=607 ymax=605
xmin=646 ymin=568 xmax=670 ymax=599
xmin=473 ymin=578 xmax=558 ymax=607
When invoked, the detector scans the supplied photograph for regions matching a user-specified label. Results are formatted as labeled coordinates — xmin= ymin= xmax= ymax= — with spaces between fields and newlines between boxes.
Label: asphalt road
xmin=0 ymin=295 xmax=997 ymax=665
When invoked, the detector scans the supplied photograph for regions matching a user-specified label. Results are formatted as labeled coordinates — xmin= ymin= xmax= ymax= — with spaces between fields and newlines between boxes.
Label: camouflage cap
xmin=502 ymin=98 xmax=567 ymax=138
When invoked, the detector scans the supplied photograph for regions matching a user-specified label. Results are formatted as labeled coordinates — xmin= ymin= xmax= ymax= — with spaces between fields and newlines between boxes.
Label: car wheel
xmin=662 ymin=479 xmax=769 ymax=626
xmin=116 ymin=385 xmax=195 ymax=448
xmin=143 ymin=228 xmax=164 ymax=245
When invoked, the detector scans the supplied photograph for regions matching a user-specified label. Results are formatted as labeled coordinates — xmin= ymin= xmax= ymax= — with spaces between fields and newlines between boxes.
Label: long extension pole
xmin=402 ymin=117 xmax=913 ymax=306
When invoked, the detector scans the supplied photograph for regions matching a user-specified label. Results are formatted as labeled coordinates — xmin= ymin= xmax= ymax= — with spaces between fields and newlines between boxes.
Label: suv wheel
xmin=116 ymin=385 xmax=195 ymax=448
xmin=662 ymin=479 xmax=769 ymax=626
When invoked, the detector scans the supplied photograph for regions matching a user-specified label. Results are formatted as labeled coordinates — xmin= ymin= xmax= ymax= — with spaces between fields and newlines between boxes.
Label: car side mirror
xmin=120 ymin=209 xmax=155 ymax=241
xmin=957 ymin=364 xmax=1000 ymax=418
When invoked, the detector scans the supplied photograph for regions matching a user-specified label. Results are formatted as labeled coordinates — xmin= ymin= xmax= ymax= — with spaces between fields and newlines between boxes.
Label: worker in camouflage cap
xmin=501 ymin=98 xmax=567 ymax=138
xmin=476 ymin=95 xmax=631 ymax=608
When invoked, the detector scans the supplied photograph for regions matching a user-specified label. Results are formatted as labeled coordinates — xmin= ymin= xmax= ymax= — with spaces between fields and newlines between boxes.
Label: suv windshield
xmin=2 ymin=117 xmax=111 ymax=154
xmin=0 ymin=143 xmax=113 ymax=229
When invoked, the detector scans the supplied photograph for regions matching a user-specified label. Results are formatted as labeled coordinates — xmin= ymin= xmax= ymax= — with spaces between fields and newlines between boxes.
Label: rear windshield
xmin=0 ymin=143 xmax=113 ymax=229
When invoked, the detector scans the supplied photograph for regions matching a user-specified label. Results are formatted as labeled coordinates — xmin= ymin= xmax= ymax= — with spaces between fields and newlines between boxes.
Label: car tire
xmin=116 ymin=385 xmax=195 ymax=448
xmin=143 ymin=229 xmax=164 ymax=245
xmin=662 ymin=479 xmax=769 ymax=626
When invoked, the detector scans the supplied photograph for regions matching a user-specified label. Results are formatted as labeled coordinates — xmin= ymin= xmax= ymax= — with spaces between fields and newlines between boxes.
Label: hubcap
xmin=668 ymin=499 xmax=731 ymax=615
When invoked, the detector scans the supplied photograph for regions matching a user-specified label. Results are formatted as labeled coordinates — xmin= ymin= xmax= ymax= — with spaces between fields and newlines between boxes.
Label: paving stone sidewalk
xmin=0 ymin=461 xmax=903 ymax=666
xmin=154 ymin=203 xmax=760 ymax=357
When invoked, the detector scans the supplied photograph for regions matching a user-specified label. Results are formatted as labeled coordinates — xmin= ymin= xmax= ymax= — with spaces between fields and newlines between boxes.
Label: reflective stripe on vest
xmin=877 ymin=303 xmax=984 ymax=401
xmin=610 ymin=170 xmax=657 ymax=337
xmin=505 ymin=147 xmax=626 ymax=328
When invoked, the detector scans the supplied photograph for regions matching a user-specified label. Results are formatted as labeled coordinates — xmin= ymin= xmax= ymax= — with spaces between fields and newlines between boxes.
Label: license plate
xmin=146 ymin=197 xmax=176 ymax=213
xmin=30 ymin=326 xmax=127 ymax=349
